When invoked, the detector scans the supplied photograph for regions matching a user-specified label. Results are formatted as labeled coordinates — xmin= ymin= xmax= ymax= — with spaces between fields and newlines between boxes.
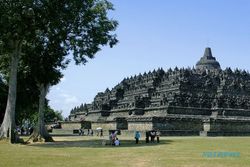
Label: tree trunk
xmin=28 ymin=83 xmax=53 ymax=142
xmin=0 ymin=40 xmax=21 ymax=143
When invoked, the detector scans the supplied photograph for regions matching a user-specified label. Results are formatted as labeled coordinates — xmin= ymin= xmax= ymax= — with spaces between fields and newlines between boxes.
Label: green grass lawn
xmin=0 ymin=135 xmax=250 ymax=167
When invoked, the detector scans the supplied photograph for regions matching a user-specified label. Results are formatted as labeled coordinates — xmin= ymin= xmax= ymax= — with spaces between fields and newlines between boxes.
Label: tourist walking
xmin=135 ymin=131 xmax=141 ymax=144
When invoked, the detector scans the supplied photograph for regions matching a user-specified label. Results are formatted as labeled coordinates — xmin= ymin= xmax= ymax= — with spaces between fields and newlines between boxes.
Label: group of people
xmin=109 ymin=130 xmax=161 ymax=145
xmin=80 ymin=129 xmax=160 ymax=146
xmin=136 ymin=129 xmax=161 ymax=144
xmin=147 ymin=130 xmax=161 ymax=143
xmin=96 ymin=129 xmax=103 ymax=137
xmin=79 ymin=129 xmax=94 ymax=136
xmin=16 ymin=126 xmax=33 ymax=135
xmin=110 ymin=131 xmax=120 ymax=146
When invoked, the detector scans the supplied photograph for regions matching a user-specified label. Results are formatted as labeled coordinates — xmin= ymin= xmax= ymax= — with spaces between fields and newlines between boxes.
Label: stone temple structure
xmin=67 ymin=48 xmax=250 ymax=136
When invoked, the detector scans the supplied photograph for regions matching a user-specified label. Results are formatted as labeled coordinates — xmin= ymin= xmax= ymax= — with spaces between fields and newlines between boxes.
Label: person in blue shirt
xmin=135 ymin=131 xmax=141 ymax=144
xmin=114 ymin=137 xmax=120 ymax=146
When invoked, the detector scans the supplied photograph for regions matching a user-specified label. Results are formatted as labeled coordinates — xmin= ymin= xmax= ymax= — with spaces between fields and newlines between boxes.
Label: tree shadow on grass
xmin=27 ymin=138 xmax=174 ymax=148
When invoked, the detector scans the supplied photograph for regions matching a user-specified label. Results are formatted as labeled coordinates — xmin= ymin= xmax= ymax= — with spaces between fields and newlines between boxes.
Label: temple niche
xmin=68 ymin=48 xmax=250 ymax=136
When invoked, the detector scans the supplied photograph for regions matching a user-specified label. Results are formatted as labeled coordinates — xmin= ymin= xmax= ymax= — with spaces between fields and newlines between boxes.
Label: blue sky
xmin=47 ymin=0 xmax=250 ymax=117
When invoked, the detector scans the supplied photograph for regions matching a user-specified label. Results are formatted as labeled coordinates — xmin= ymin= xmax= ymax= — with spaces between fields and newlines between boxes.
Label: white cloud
xmin=61 ymin=94 xmax=80 ymax=104
xmin=48 ymin=89 xmax=81 ymax=118
xmin=61 ymin=77 xmax=66 ymax=82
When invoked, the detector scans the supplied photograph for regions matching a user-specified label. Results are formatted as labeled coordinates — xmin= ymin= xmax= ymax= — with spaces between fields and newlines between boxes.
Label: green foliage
xmin=44 ymin=106 xmax=63 ymax=123
xmin=17 ymin=104 xmax=63 ymax=126
xmin=0 ymin=71 xmax=62 ymax=125
xmin=0 ymin=0 xmax=118 ymax=131
xmin=15 ymin=67 xmax=40 ymax=125
xmin=1 ymin=0 xmax=118 ymax=86
xmin=0 ymin=54 xmax=10 ymax=76
xmin=20 ymin=0 xmax=118 ymax=86
xmin=0 ymin=1 xmax=35 ymax=53
xmin=70 ymin=103 xmax=89 ymax=114
xmin=0 ymin=67 xmax=40 ymax=125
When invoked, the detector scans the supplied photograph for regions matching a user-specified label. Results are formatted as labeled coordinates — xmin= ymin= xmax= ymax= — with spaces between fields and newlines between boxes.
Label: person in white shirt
xmin=114 ymin=138 xmax=120 ymax=146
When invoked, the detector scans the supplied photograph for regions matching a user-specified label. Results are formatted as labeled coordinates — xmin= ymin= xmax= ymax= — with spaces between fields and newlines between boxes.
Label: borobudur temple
xmin=67 ymin=48 xmax=250 ymax=136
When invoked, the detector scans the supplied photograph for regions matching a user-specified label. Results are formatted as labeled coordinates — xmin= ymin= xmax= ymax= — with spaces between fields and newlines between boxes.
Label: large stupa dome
xmin=196 ymin=47 xmax=221 ymax=71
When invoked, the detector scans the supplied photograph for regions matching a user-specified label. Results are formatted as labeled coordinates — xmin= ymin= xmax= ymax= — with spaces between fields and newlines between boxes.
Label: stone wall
xmin=128 ymin=121 xmax=153 ymax=131
xmin=110 ymin=110 xmax=129 ymax=117
xmin=224 ymin=109 xmax=250 ymax=117
xmin=61 ymin=121 xmax=82 ymax=130
xmin=167 ymin=106 xmax=212 ymax=115
xmin=84 ymin=111 xmax=102 ymax=122
xmin=116 ymin=118 xmax=128 ymax=129
xmin=144 ymin=107 xmax=168 ymax=117
xmin=161 ymin=130 xmax=200 ymax=136
xmin=210 ymin=119 xmax=250 ymax=132
xmin=91 ymin=122 xmax=117 ymax=130
xmin=152 ymin=117 xmax=203 ymax=131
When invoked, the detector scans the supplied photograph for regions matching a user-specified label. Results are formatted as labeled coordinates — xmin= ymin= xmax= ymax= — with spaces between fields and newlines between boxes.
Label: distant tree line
xmin=70 ymin=103 xmax=88 ymax=114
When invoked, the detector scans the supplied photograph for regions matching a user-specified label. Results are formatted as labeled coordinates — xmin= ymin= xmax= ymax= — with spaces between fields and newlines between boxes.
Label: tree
xmin=0 ymin=0 xmax=118 ymax=143
xmin=0 ymin=1 xmax=35 ymax=143
xmin=24 ymin=0 xmax=118 ymax=142
xmin=15 ymin=67 xmax=40 ymax=126
xmin=1 ymin=61 xmax=40 ymax=127
xmin=0 ymin=57 xmax=42 ymax=126
xmin=0 ymin=75 xmax=7 ymax=124
xmin=1 ymin=55 xmax=61 ymax=133
xmin=44 ymin=106 xmax=63 ymax=123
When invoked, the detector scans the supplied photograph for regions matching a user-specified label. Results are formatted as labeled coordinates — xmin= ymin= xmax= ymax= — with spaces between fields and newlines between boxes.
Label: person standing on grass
xmin=135 ymin=131 xmax=141 ymax=144
xmin=87 ymin=129 xmax=90 ymax=135
xmin=156 ymin=129 xmax=161 ymax=143
xmin=145 ymin=131 xmax=150 ymax=143
xmin=79 ymin=128 xmax=82 ymax=136
xmin=100 ymin=129 xmax=103 ymax=137
xmin=112 ymin=131 xmax=118 ymax=145
xmin=150 ymin=130 xmax=156 ymax=143
xmin=90 ymin=129 xmax=93 ymax=136
xmin=110 ymin=131 xmax=115 ymax=145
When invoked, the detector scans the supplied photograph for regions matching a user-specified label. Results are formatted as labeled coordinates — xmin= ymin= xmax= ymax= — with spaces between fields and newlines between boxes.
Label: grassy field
xmin=0 ymin=135 xmax=250 ymax=167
